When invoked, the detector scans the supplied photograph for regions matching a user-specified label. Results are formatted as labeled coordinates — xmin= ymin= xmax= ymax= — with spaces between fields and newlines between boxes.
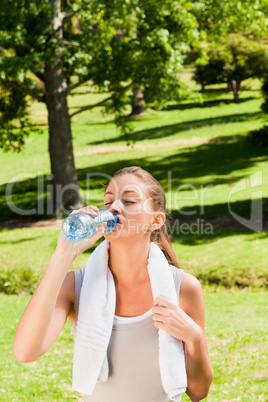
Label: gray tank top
xmin=72 ymin=265 xmax=184 ymax=402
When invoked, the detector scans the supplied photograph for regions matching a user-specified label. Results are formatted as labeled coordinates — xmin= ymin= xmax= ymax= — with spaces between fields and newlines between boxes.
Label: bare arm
xmin=180 ymin=273 xmax=213 ymax=401
xmin=152 ymin=273 xmax=213 ymax=401
xmin=13 ymin=206 xmax=105 ymax=363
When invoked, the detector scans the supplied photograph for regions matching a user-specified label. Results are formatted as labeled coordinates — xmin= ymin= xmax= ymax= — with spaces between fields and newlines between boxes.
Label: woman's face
xmin=103 ymin=174 xmax=156 ymax=241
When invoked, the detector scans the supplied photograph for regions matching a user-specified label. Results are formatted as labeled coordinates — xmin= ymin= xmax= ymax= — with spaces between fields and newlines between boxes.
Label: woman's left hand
xmin=152 ymin=295 xmax=202 ymax=345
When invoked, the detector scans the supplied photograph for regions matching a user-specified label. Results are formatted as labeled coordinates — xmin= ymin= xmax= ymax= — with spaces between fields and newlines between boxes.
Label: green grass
xmin=0 ymin=89 xmax=266 ymax=215
xmin=184 ymin=290 xmax=268 ymax=401
xmin=0 ymin=73 xmax=267 ymax=291
xmin=0 ymin=293 xmax=81 ymax=401
xmin=0 ymin=226 xmax=267 ymax=294
xmin=0 ymin=72 xmax=267 ymax=400
xmin=1 ymin=291 xmax=267 ymax=401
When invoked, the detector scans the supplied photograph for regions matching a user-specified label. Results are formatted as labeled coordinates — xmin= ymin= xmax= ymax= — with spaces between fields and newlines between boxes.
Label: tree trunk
xmin=131 ymin=84 xmax=145 ymax=116
xmin=227 ymin=81 xmax=232 ymax=92
xmin=45 ymin=0 xmax=83 ymax=213
xmin=230 ymin=80 xmax=240 ymax=103
xmin=201 ymin=82 xmax=205 ymax=91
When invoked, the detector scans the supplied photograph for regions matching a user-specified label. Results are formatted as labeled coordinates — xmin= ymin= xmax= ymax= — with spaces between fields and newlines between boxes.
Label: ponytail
xmin=150 ymin=225 xmax=179 ymax=268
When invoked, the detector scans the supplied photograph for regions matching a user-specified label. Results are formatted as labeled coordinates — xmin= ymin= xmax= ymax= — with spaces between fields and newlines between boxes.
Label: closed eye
xmin=104 ymin=200 xmax=136 ymax=206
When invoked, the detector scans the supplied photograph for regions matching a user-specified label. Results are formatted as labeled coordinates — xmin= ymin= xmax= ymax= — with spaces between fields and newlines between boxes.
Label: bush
xmin=0 ymin=267 xmax=40 ymax=295
xmin=247 ymin=125 xmax=268 ymax=148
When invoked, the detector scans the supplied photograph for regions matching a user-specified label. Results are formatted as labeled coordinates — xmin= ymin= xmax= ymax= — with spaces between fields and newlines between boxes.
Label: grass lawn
xmin=0 ymin=73 xmax=267 ymax=291
xmin=0 ymin=85 xmax=267 ymax=222
xmin=0 ymin=225 xmax=267 ymax=294
xmin=0 ymin=70 xmax=267 ymax=400
xmin=1 ymin=290 xmax=267 ymax=401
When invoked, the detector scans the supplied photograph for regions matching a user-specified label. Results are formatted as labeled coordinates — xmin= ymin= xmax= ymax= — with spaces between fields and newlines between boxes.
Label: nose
xmin=110 ymin=199 xmax=122 ymax=215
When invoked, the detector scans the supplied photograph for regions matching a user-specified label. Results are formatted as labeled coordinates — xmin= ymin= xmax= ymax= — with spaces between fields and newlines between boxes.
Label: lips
xmin=114 ymin=215 xmax=122 ymax=224
xmin=115 ymin=215 xmax=121 ymax=226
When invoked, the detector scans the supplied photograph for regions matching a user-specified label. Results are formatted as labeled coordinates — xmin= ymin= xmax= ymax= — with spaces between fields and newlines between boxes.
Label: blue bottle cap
xmin=113 ymin=214 xmax=119 ymax=224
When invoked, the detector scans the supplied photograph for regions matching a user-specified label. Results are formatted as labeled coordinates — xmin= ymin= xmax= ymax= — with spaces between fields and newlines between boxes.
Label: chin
xmin=104 ymin=228 xmax=134 ymax=243
xmin=104 ymin=230 xmax=123 ymax=241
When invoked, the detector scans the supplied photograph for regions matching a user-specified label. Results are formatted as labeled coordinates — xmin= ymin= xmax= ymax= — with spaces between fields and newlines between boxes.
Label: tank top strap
xmin=74 ymin=267 xmax=85 ymax=320
xmin=169 ymin=265 xmax=184 ymax=306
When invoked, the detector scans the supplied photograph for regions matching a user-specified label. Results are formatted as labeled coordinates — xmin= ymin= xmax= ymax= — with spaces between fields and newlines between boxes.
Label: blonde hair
xmin=112 ymin=166 xmax=179 ymax=268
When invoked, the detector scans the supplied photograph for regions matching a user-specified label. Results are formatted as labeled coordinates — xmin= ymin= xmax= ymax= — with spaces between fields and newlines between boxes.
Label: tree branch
xmin=62 ymin=39 xmax=80 ymax=46
xmin=70 ymin=94 xmax=113 ymax=118
xmin=69 ymin=82 xmax=133 ymax=118
xmin=67 ymin=75 xmax=96 ymax=94
xmin=31 ymin=70 xmax=46 ymax=83
xmin=11 ymin=42 xmax=32 ymax=52
xmin=60 ymin=7 xmax=83 ymax=21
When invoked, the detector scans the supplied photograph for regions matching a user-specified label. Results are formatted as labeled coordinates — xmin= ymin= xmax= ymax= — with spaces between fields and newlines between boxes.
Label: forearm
xmin=185 ymin=329 xmax=213 ymax=401
xmin=13 ymin=249 xmax=75 ymax=362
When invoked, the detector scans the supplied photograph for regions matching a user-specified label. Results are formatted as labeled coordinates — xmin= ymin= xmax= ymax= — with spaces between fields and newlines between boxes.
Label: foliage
xmin=0 ymin=0 xmax=203 ymax=148
xmin=178 ymin=0 xmax=268 ymax=81
xmin=0 ymin=266 xmax=40 ymax=294
xmin=192 ymin=0 xmax=268 ymax=40
xmin=247 ymin=125 xmax=268 ymax=149
xmin=0 ymin=80 xmax=267 ymax=293
xmin=193 ymin=34 xmax=268 ymax=99
xmin=0 ymin=86 xmax=43 ymax=152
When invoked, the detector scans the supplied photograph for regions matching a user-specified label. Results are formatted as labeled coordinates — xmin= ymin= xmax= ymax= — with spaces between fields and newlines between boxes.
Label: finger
xmin=76 ymin=222 xmax=106 ymax=252
xmin=70 ymin=206 xmax=99 ymax=217
xmin=153 ymin=320 xmax=166 ymax=330
xmin=82 ymin=205 xmax=99 ymax=213
xmin=152 ymin=305 xmax=171 ymax=316
xmin=84 ymin=205 xmax=99 ymax=212
xmin=154 ymin=295 xmax=174 ymax=308
xmin=154 ymin=319 xmax=166 ymax=329
xmin=90 ymin=222 xmax=107 ymax=241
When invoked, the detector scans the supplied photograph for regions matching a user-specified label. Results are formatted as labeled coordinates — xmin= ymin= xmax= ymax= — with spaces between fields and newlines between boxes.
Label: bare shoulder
xmin=180 ymin=272 xmax=205 ymax=326
xmin=180 ymin=272 xmax=202 ymax=297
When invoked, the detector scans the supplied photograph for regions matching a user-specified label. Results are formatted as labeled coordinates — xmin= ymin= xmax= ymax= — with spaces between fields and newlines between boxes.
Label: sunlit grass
xmin=2 ymin=291 xmax=267 ymax=401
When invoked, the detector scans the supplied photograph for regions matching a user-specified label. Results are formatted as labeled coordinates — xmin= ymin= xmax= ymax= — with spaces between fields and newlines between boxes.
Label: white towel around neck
xmin=72 ymin=240 xmax=187 ymax=400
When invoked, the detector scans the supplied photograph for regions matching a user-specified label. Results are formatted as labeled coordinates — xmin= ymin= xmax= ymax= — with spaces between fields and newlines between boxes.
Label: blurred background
xmin=0 ymin=0 xmax=267 ymax=400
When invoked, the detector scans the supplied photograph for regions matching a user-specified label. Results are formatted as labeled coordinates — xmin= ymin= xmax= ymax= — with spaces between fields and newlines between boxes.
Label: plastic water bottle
xmin=62 ymin=209 xmax=119 ymax=241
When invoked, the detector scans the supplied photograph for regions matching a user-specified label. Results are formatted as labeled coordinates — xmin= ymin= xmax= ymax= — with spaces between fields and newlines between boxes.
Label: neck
xmin=108 ymin=238 xmax=151 ymax=287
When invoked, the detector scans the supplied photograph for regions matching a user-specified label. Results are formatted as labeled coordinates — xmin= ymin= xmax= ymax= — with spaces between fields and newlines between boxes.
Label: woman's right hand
xmin=55 ymin=205 xmax=106 ymax=259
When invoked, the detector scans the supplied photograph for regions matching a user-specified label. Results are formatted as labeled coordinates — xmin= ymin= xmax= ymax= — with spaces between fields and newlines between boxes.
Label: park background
xmin=0 ymin=1 xmax=267 ymax=401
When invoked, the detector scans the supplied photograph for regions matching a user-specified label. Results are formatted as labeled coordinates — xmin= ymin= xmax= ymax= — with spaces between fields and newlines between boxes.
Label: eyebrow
xmin=104 ymin=190 xmax=139 ymax=196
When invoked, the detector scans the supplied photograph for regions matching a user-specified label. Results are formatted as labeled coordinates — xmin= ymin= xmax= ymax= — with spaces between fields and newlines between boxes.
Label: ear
xmin=150 ymin=212 xmax=166 ymax=232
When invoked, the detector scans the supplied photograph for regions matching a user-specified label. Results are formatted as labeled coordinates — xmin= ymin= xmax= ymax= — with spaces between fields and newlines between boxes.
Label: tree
xmin=0 ymin=0 xmax=201 ymax=213
xmin=131 ymin=85 xmax=145 ymax=116
xmin=192 ymin=0 xmax=268 ymax=40
xmin=190 ymin=0 xmax=268 ymax=92
xmin=193 ymin=34 xmax=268 ymax=102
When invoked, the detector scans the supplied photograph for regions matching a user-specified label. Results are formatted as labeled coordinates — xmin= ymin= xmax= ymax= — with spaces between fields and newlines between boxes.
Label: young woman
xmin=13 ymin=166 xmax=213 ymax=401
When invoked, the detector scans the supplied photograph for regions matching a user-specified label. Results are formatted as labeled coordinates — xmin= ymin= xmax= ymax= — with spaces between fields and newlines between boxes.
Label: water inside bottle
xmin=97 ymin=209 xmax=118 ymax=234
xmin=62 ymin=214 xmax=95 ymax=240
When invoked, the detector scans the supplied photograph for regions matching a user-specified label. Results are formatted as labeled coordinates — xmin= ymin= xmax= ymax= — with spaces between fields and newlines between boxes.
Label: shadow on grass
xmin=0 ymin=236 xmax=43 ymax=244
xmin=0 ymin=134 xmax=266 ymax=232
xmin=162 ymin=97 xmax=255 ymax=111
xmin=79 ymin=135 xmax=267 ymax=189
xmin=166 ymin=198 xmax=268 ymax=246
xmin=88 ymin=111 xmax=264 ymax=145
xmin=168 ymin=224 xmax=268 ymax=247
